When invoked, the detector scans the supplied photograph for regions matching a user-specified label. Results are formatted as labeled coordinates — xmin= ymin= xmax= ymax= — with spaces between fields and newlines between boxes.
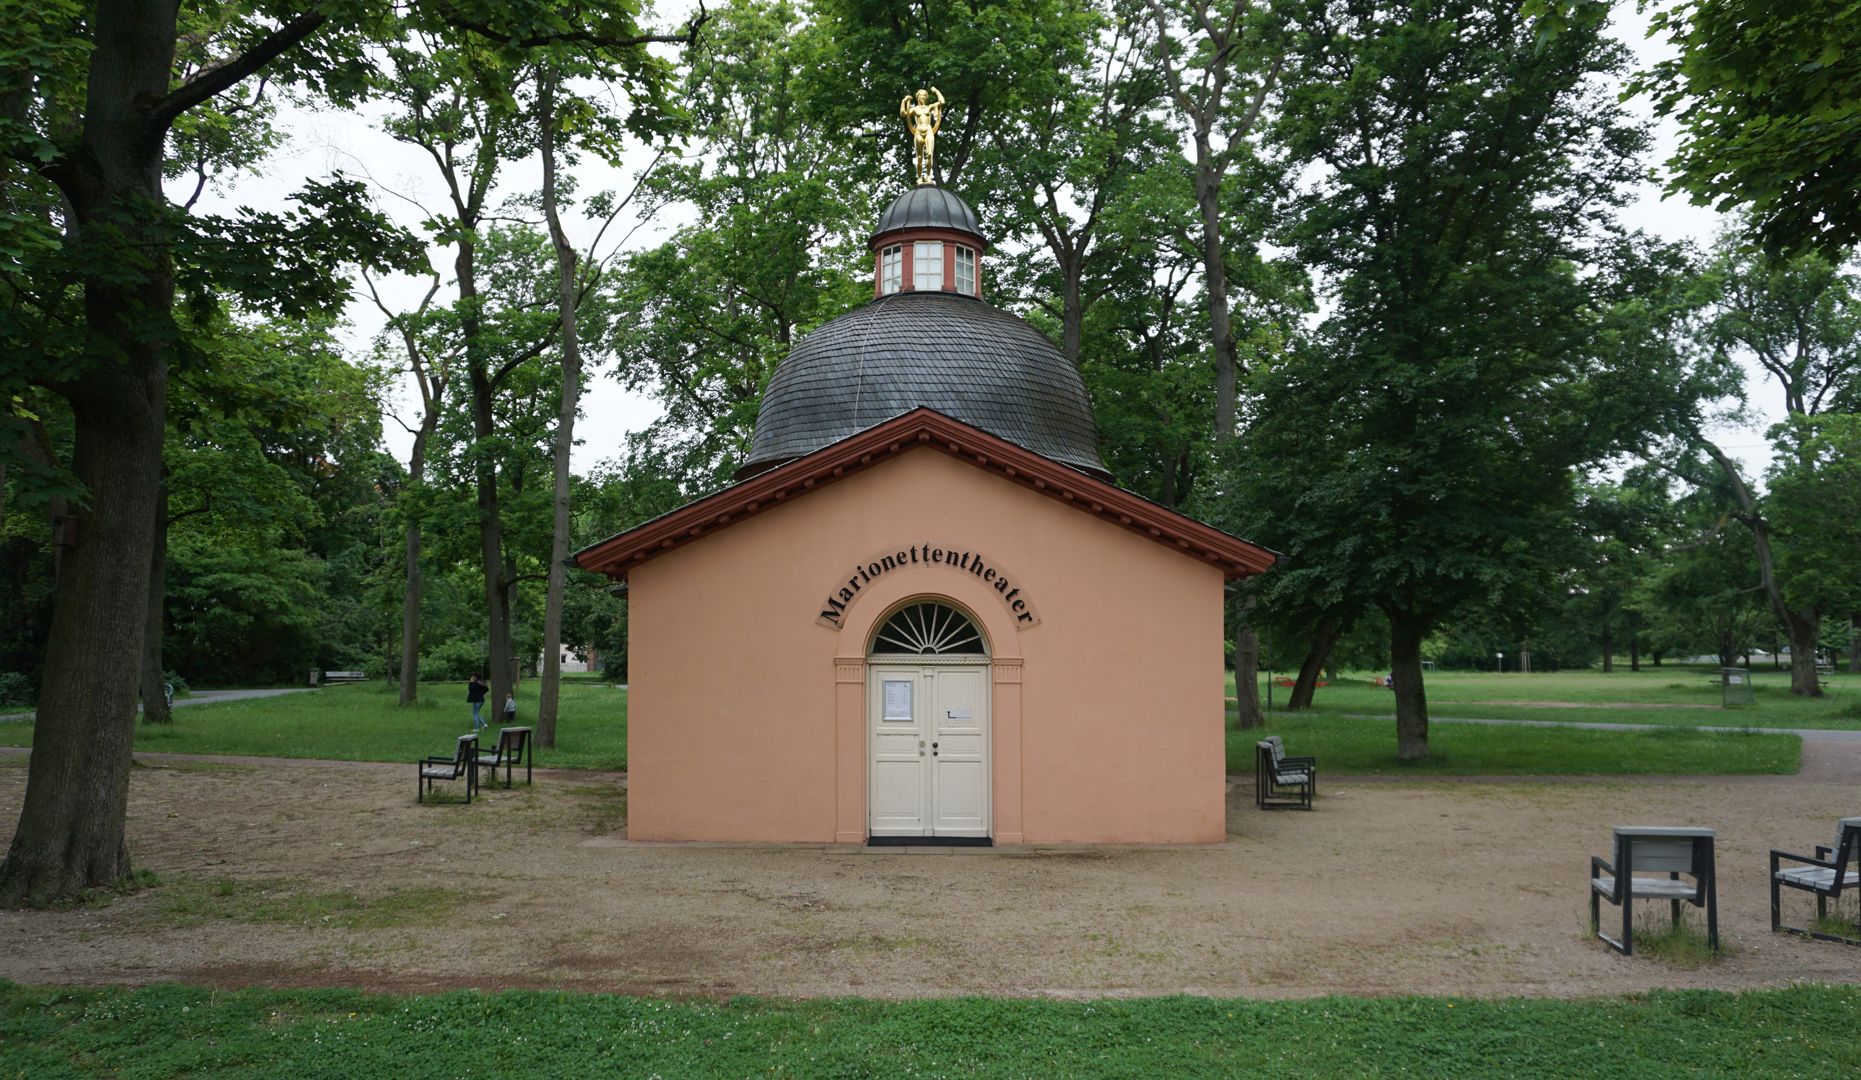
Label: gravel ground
xmin=1 ymin=750 xmax=1857 ymax=999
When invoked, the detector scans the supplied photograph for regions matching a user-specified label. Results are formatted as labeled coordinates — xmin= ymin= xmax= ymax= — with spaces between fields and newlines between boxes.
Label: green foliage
xmin=0 ymin=672 xmax=30 ymax=708
xmin=3 ymin=983 xmax=1859 ymax=1077
xmin=1636 ymin=0 xmax=1861 ymax=256
xmin=1767 ymin=413 xmax=1861 ymax=622
xmin=611 ymin=0 xmax=868 ymax=488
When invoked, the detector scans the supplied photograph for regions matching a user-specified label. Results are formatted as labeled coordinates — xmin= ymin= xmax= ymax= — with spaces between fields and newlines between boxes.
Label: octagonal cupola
xmin=869 ymin=185 xmax=988 ymax=300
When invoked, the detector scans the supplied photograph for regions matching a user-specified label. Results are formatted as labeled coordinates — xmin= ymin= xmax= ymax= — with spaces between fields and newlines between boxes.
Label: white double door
xmin=868 ymin=663 xmax=990 ymax=839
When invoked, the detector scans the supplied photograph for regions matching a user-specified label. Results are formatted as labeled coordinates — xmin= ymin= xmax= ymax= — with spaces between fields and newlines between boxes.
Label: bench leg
xmin=1622 ymin=896 xmax=1634 ymax=956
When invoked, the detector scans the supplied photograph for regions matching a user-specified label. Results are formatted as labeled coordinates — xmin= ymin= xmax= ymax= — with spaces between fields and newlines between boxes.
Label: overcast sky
xmin=180 ymin=1 xmax=1781 ymax=483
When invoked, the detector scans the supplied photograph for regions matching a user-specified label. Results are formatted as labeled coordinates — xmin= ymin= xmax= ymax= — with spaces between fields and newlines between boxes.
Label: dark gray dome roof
xmin=872 ymin=185 xmax=984 ymax=241
xmin=741 ymin=292 xmax=1107 ymax=479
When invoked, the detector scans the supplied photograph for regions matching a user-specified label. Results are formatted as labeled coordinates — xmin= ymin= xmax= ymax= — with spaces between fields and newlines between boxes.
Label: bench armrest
xmin=1815 ymin=845 xmax=1833 ymax=859
xmin=1771 ymin=849 xmax=1835 ymax=870
xmin=1591 ymin=856 xmax=1613 ymax=877
xmin=1279 ymin=754 xmax=1316 ymax=765
xmin=421 ymin=755 xmax=457 ymax=766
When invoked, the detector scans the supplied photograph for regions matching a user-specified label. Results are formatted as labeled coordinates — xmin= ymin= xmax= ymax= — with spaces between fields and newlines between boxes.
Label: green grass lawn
xmin=0 ymin=670 xmax=1808 ymax=776
xmin=0 ymin=680 xmax=628 ymax=771
xmin=2 ymin=983 xmax=1857 ymax=1078
xmin=1240 ymin=666 xmax=1861 ymax=730
xmin=1226 ymin=711 xmax=1800 ymax=776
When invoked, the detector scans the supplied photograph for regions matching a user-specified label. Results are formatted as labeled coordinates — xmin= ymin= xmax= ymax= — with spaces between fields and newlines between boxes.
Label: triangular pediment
xmin=572 ymin=409 xmax=1279 ymax=580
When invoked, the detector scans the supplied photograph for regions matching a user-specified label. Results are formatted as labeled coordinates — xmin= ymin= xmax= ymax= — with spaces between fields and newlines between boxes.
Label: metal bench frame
xmin=1590 ymin=826 xmax=1718 ymax=956
xmin=476 ymin=725 xmax=533 ymax=789
xmin=418 ymin=733 xmax=479 ymax=804
xmin=1255 ymin=736 xmax=1316 ymax=811
xmin=1770 ymin=818 xmax=1861 ymax=945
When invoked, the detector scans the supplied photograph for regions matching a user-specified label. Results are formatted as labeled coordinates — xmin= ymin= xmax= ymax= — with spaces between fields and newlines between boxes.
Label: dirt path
xmin=2 ymin=752 xmax=1858 ymax=1000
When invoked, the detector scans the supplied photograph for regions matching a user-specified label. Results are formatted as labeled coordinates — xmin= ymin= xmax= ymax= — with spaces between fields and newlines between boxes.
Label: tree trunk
xmin=457 ymin=231 xmax=516 ymax=715
xmin=397 ymin=413 xmax=433 ymax=707
xmin=1232 ymin=596 xmax=1263 ymax=729
xmin=1059 ymin=253 xmax=1084 ymax=368
xmin=0 ymin=0 xmax=176 ymax=906
xmin=1652 ymin=651 xmax=1663 ymax=667
xmin=1851 ymin=613 xmax=1860 ymax=674
xmin=1600 ymin=619 xmax=1613 ymax=674
xmin=139 ymin=482 xmax=171 ymax=725
xmin=1388 ymin=609 xmax=1430 ymax=761
xmin=1784 ymin=610 xmax=1822 ymax=696
xmin=1629 ymin=636 xmax=1640 ymax=672
xmin=1288 ymin=612 xmax=1345 ymax=710
xmin=537 ymin=72 xmax=580 ymax=750
xmin=398 ymin=516 xmax=423 ymax=706
xmin=1194 ymin=162 xmax=1238 ymax=440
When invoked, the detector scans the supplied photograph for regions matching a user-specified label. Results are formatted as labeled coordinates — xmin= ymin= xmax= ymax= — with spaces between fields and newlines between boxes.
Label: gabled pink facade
xmin=613 ymin=444 xmax=1234 ymax=844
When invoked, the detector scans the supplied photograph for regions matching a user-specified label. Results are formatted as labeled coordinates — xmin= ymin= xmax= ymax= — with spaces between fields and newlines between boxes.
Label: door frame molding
xmin=832 ymin=580 xmax=1026 ymax=845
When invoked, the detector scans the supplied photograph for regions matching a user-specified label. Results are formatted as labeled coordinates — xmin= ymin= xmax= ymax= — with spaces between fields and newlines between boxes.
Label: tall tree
xmin=0 ymin=0 xmax=425 ymax=905
xmin=1690 ymin=241 xmax=1860 ymax=696
xmin=1144 ymin=0 xmax=1281 ymax=441
xmin=613 ymin=0 xmax=865 ymax=488
xmin=1262 ymin=0 xmax=1650 ymax=759
xmin=536 ymin=71 xmax=580 ymax=750
xmin=365 ymin=272 xmax=448 ymax=706
xmin=0 ymin=0 xmax=694 ymax=907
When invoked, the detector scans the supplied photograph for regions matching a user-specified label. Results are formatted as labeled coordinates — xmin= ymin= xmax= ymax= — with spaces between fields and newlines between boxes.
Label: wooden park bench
xmin=418 ymin=734 xmax=478 ymax=804
xmin=1255 ymin=736 xmax=1316 ymax=811
xmin=476 ymin=726 xmax=533 ymax=789
xmin=1770 ymin=817 xmax=1861 ymax=944
xmin=1589 ymin=826 xmax=1719 ymax=955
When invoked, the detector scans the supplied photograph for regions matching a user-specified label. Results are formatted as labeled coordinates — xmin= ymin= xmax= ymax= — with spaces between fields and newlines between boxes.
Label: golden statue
xmin=900 ymin=87 xmax=946 ymax=185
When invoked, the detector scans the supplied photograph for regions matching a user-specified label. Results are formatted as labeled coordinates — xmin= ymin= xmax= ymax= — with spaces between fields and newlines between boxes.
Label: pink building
xmin=573 ymin=184 xmax=1275 ymax=845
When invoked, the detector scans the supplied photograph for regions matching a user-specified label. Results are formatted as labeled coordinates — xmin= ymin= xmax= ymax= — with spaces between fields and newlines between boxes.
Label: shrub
xmin=420 ymin=638 xmax=486 ymax=682
xmin=0 ymin=671 xmax=32 ymax=708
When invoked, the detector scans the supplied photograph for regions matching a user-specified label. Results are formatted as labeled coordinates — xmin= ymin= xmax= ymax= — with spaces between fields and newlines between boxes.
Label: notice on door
xmin=883 ymin=680 xmax=912 ymax=721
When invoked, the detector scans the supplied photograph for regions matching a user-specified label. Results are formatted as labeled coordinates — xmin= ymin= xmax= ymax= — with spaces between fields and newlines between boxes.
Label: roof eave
xmin=572 ymin=409 xmax=1279 ymax=581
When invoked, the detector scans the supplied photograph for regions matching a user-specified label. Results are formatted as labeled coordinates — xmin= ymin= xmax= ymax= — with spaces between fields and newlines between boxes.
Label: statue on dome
xmin=900 ymin=86 xmax=945 ymax=185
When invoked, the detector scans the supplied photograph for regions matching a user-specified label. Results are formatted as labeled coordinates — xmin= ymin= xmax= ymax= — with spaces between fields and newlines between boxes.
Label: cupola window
xmin=880 ymin=244 xmax=903 ymax=295
xmin=955 ymin=246 xmax=976 ymax=296
xmin=914 ymin=240 xmax=944 ymax=292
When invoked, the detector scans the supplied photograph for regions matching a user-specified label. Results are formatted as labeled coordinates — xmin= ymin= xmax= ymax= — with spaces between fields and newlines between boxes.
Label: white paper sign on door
xmin=882 ymin=680 xmax=912 ymax=721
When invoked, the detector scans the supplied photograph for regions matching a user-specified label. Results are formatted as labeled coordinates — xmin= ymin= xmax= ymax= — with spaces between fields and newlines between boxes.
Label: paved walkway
xmin=0 ymin=686 xmax=314 ymax=723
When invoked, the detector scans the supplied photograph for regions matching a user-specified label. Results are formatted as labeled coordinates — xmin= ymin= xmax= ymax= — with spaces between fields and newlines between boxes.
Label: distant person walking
xmin=468 ymin=674 xmax=488 ymax=730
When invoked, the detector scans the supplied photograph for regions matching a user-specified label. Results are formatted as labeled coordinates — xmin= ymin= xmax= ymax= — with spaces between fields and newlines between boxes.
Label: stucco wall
xmin=626 ymin=447 xmax=1226 ymax=844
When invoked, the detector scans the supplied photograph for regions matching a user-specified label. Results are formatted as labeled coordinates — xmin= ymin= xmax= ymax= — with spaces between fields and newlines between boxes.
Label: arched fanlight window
xmin=871 ymin=602 xmax=987 ymax=656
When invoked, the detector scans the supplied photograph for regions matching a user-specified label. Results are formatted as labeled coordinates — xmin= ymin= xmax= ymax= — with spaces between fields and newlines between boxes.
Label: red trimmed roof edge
xmin=571 ymin=408 xmax=1281 ymax=580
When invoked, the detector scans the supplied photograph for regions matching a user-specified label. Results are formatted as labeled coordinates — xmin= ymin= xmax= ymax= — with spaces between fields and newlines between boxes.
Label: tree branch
xmin=149 ymin=11 xmax=330 ymax=132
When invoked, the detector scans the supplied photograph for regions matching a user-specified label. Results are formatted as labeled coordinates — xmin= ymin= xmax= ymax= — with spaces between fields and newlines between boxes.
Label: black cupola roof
xmin=872 ymin=185 xmax=984 ymax=244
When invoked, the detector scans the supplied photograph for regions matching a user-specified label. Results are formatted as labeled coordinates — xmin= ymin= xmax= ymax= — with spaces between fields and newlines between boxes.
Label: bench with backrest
xmin=475 ymin=726 xmax=533 ymax=789
xmin=1255 ymin=736 xmax=1316 ymax=811
xmin=1771 ymin=817 xmax=1861 ymax=944
xmin=1590 ymin=826 xmax=1718 ymax=955
xmin=418 ymin=733 xmax=478 ymax=803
